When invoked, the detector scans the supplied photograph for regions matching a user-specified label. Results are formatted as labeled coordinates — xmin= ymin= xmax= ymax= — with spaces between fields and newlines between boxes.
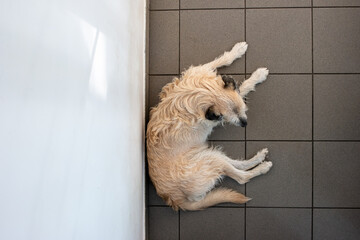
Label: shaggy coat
xmin=147 ymin=42 xmax=272 ymax=211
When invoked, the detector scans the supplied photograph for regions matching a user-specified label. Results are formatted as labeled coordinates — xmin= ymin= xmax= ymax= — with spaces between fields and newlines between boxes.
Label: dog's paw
xmin=257 ymin=148 xmax=269 ymax=160
xmin=252 ymin=68 xmax=269 ymax=84
xmin=258 ymin=161 xmax=273 ymax=174
xmin=231 ymin=42 xmax=248 ymax=58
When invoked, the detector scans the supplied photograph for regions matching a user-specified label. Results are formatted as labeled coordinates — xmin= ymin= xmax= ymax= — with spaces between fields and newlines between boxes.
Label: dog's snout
xmin=240 ymin=118 xmax=247 ymax=127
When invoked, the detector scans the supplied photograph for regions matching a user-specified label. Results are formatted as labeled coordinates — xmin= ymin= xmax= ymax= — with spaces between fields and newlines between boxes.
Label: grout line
xmin=244 ymin=1 xmax=247 ymax=239
xmin=148 ymin=205 xmax=360 ymax=209
xmin=311 ymin=1 xmax=314 ymax=239
xmin=178 ymin=210 xmax=180 ymax=240
xmin=178 ymin=8 xmax=181 ymax=75
xmin=178 ymin=2 xmax=181 ymax=239
xmin=150 ymin=6 xmax=360 ymax=12
xmin=210 ymin=140 xmax=360 ymax=142
xmin=312 ymin=140 xmax=360 ymax=142
xmin=149 ymin=72 xmax=360 ymax=76
xmin=150 ymin=6 xmax=360 ymax=11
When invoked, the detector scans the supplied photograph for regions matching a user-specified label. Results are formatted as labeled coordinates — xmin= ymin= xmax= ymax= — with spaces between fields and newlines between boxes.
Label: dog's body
xmin=147 ymin=42 xmax=272 ymax=211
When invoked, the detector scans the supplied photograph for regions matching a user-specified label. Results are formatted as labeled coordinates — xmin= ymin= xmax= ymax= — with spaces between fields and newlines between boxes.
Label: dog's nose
xmin=240 ymin=118 xmax=247 ymax=127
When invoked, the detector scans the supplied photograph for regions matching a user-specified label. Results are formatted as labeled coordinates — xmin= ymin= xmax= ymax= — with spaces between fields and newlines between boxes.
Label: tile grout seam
xmin=150 ymin=72 xmax=360 ymax=76
xmin=148 ymin=205 xmax=360 ymax=209
xmin=178 ymin=2 xmax=181 ymax=239
xmin=311 ymin=1 xmax=314 ymax=239
xmin=149 ymin=6 xmax=360 ymax=11
xmin=244 ymin=1 xmax=247 ymax=239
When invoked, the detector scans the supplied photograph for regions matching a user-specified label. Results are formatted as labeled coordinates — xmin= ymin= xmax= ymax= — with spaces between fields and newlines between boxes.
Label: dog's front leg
xmin=204 ymin=42 xmax=248 ymax=71
xmin=226 ymin=148 xmax=268 ymax=170
xmin=239 ymin=68 xmax=269 ymax=98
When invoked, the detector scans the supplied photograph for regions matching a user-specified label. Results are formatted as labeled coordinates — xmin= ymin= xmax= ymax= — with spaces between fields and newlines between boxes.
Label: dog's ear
xmin=205 ymin=106 xmax=223 ymax=121
xmin=221 ymin=75 xmax=236 ymax=90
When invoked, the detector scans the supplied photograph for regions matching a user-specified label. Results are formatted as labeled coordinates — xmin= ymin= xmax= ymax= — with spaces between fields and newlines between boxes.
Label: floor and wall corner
xmin=146 ymin=0 xmax=360 ymax=239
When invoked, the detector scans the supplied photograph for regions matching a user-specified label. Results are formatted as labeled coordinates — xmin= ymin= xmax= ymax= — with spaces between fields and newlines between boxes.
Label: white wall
xmin=0 ymin=0 xmax=146 ymax=239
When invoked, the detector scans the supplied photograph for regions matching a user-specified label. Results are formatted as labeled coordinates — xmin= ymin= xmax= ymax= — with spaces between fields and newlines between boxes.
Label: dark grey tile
xmin=314 ymin=75 xmax=360 ymax=140
xmin=150 ymin=0 xmax=179 ymax=10
xmin=247 ymin=208 xmax=312 ymax=240
xmin=313 ymin=0 xmax=360 ymax=6
xmin=314 ymin=8 xmax=360 ymax=73
xmin=149 ymin=181 xmax=168 ymax=206
xmin=246 ymin=75 xmax=312 ymax=140
xmin=150 ymin=11 xmax=179 ymax=74
xmin=180 ymin=208 xmax=244 ymax=240
xmin=314 ymin=142 xmax=360 ymax=208
xmin=149 ymin=207 xmax=179 ymax=240
xmin=313 ymin=209 xmax=360 ymax=240
xmin=211 ymin=141 xmax=245 ymax=160
xmin=208 ymin=123 xmax=245 ymax=140
xmin=210 ymin=141 xmax=246 ymax=206
xmin=181 ymin=0 xmax=244 ymax=9
xmin=246 ymin=9 xmax=312 ymax=73
xmin=148 ymin=76 xmax=177 ymax=110
xmin=247 ymin=0 xmax=311 ymax=7
xmin=246 ymin=142 xmax=312 ymax=207
xmin=208 ymin=75 xmax=245 ymax=140
xmin=180 ymin=10 xmax=245 ymax=74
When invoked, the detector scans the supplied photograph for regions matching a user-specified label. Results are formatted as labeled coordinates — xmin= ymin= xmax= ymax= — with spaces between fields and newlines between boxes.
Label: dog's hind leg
xmin=239 ymin=68 xmax=269 ymax=98
xmin=203 ymin=42 xmax=248 ymax=71
xmin=224 ymin=159 xmax=272 ymax=184
xmin=226 ymin=148 xmax=269 ymax=170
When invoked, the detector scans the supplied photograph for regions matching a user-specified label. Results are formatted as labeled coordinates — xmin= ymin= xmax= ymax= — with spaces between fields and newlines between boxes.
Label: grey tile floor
xmin=147 ymin=1 xmax=360 ymax=239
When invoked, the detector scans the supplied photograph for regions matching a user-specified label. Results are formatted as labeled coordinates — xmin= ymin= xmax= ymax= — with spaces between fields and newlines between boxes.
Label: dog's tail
xmin=179 ymin=188 xmax=250 ymax=211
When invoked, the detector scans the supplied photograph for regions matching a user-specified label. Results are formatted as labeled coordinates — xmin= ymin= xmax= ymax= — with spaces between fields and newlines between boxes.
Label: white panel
xmin=0 ymin=0 xmax=145 ymax=239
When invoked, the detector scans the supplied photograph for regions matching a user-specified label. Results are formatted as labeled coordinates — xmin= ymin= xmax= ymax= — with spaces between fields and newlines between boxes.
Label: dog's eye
xmin=205 ymin=107 xmax=223 ymax=121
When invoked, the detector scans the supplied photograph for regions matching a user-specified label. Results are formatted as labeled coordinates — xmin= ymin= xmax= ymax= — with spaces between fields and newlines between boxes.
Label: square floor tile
xmin=313 ymin=0 xmax=360 ymax=6
xmin=210 ymin=141 xmax=246 ymax=206
xmin=314 ymin=142 xmax=360 ymax=208
xmin=149 ymin=207 xmax=179 ymax=240
xmin=246 ymin=75 xmax=312 ymax=140
xmin=247 ymin=0 xmax=311 ymax=7
xmin=150 ymin=0 xmax=179 ymax=10
xmin=314 ymin=8 xmax=360 ymax=73
xmin=313 ymin=209 xmax=360 ymax=240
xmin=148 ymin=76 xmax=177 ymax=110
xmin=246 ymin=9 xmax=312 ymax=73
xmin=247 ymin=208 xmax=312 ymax=240
xmin=246 ymin=142 xmax=312 ymax=207
xmin=180 ymin=208 xmax=244 ymax=240
xmin=180 ymin=10 xmax=245 ymax=74
xmin=208 ymin=75 xmax=245 ymax=140
xmin=150 ymin=11 xmax=179 ymax=74
xmin=314 ymin=75 xmax=360 ymax=140
xmin=181 ymin=0 xmax=244 ymax=9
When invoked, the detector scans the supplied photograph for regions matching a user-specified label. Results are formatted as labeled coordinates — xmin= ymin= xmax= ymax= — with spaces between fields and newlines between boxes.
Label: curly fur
xmin=147 ymin=42 xmax=273 ymax=211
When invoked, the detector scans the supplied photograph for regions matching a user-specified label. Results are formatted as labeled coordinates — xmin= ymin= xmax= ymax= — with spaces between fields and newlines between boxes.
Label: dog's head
xmin=205 ymin=75 xmax=248 ymax=127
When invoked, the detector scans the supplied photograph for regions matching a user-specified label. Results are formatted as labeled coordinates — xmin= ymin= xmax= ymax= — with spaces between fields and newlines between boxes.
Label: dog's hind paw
xmin=231 ymin=42 xmax=248 ymax=58
xmin=257 ymin=148 xmax=269 ymax=159
xmin=258 ymin=161 xmax=273 ymax=174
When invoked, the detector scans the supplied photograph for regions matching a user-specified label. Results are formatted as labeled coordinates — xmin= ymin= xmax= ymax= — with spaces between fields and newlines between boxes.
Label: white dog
xmin=147 ymin=42 xmax=272 ymax=211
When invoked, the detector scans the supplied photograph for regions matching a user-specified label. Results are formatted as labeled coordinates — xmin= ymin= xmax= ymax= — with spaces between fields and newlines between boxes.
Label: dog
xmin=147 ymin=42 xmax=272 ymax=211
